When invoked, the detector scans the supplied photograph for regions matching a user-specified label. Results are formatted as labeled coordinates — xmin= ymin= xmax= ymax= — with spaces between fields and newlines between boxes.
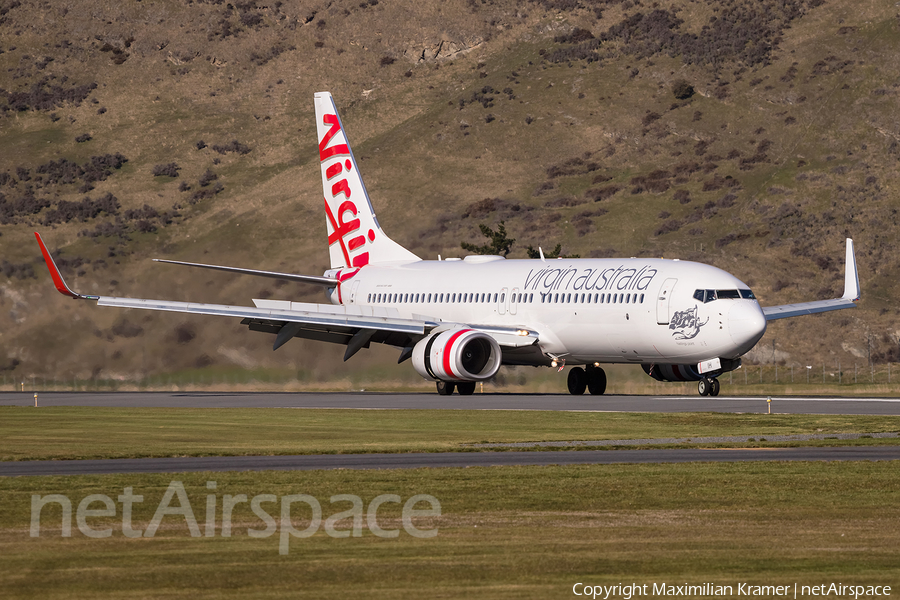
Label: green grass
xmin=2 ymin=407 xmax=899 ymax=461
xmin=2 ymin=463 xmax=899 ymax=598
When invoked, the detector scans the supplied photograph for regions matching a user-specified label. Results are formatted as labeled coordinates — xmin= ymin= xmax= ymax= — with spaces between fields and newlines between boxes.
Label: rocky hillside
xmin=1 ymin=0 xmax=899 ymax=386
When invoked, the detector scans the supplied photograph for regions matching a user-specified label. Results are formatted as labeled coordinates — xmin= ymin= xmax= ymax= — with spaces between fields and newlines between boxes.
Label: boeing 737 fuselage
xmin=36 ymin=92 xmax=860 ymax=396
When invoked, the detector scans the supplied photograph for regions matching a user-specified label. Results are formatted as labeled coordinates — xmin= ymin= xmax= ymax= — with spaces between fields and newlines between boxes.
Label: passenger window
xmin=640 ymin=294 xmax=645 ymax=303
xmin=500 ymin=293 xmax=505 ymax=303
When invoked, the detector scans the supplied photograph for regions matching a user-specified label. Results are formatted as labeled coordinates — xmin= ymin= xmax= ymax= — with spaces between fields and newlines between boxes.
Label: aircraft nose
xmin=728 ymin=301 xmax=767 ymax=352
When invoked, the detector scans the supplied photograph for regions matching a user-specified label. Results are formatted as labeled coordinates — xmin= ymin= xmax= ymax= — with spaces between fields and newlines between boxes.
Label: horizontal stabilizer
xmin=154 ymin=259 xmax=338 ymax=286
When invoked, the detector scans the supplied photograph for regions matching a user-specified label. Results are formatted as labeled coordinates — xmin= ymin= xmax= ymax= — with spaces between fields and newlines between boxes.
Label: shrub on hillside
xmin=152 ymin=163 xmax=180 ymax=178
xmin=211 ymin=140 xmax=251 ymax=155
xmin=4 ymin=77 xmax=97 ymax=111
xmin=672 ymin=79 xmax=694 ymax=99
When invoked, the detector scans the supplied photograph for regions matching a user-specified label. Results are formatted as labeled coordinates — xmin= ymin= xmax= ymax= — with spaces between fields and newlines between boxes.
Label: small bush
xmin=152 ymin=163 xmax=180 ymax=178
xmin=642 ymin=111 xmax=661 ymax=126
xmin=211 ymin=140 xmax=251 ymax=155
xmin=199 ymin=169 xmax=218 ymax=187
xmin=671 ymin=79 xmax=694 ymax=99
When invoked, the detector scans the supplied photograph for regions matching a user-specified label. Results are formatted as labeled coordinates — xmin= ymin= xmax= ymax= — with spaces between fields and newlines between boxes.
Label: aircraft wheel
xmin=586 ymin=366 xmax=607 ymax=395
xmin=436 ymin=381 xmax=456 ymax=395
xmin=567 ymin=367 xmax=587 ymax=395
xmin=698 ymin=378 xmax=711 ymax=396
xmin=457 ymin=381 xmax=477 ymax=395
xmin=709 ymin=378 xmax=720 ymax=397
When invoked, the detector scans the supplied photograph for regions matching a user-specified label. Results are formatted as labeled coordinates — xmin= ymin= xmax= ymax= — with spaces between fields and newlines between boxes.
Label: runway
xmin=2 ymin=391 xmax=900 ymax=414
xmin=2 ymin=446 xmax=899 ymax=477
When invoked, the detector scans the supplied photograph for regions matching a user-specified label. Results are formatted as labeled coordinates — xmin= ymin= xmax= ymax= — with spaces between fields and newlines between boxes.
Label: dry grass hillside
xmin=1 ymin=0 xmax=899 ymax=387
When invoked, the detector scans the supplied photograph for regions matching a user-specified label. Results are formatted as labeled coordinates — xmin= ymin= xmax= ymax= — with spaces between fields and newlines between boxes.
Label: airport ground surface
xmin=3 ymin=392 xmax=899 ymax=476
xmin=2 ymin=446 xmax=898 ymax=477
xmin=3 ymin=391 xmax=900 ymax=414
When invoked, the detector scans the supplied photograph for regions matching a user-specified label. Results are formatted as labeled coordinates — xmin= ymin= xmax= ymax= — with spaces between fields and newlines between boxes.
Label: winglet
xmin=34 ymin=232 xmax=92 ymax=299
xmin=842 ymin=238 xmax=860 ymax=301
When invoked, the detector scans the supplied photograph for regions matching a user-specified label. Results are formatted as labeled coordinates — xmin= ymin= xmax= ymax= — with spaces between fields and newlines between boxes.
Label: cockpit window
xmin=693 ymin=289 xmax=755 ymax=302
xmin=716 ymin=289 xmax=741 ymax=300
xmin=693 ymin=289 xmax=717 ymax=303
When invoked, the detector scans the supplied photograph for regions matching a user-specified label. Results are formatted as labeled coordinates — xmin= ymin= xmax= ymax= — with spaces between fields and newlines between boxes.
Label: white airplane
xmin=35 ymin=92 xmax=861 ymax=397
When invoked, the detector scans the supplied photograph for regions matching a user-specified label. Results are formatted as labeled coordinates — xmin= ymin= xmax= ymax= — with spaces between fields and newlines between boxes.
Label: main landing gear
xmin=566 ymin=365 xmax=607 ymax=395
xmin=697 ymin=377 xmax=720 ymax=397
xmin=436 ymin=381 xmax=477 ymax=395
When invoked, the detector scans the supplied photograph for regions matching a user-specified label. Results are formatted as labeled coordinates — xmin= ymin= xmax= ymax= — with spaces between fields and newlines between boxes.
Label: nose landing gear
xmin=697 ymin=377 xmax=720 ymax=397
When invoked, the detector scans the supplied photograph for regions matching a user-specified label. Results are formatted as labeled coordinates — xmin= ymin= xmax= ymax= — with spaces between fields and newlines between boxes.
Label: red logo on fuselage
xmin=320 ymin=113 xmax=373 ymax=269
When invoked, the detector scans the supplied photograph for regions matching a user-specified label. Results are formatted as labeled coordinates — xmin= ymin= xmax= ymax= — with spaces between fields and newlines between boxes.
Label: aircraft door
xmin=656 ymin=278 xmax=677 ymax=325
xmin=498 ymin=287 xmax=507 ymax=315
xmin=509 ymin=287 xmax=519 ymax=315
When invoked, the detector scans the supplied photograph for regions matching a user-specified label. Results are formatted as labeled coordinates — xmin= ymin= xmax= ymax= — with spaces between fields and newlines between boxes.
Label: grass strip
xmin=3 ymin=407 xmax=900 ymax=461
xmin=2 ymin=462 xmax=899 ymax=599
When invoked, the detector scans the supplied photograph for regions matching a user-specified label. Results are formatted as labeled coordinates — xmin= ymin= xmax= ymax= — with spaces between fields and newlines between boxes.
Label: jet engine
xmin=412 ymin=328 xmax=502 ymax=382
xmin=641 ymin=359 xmax=740 ymax=382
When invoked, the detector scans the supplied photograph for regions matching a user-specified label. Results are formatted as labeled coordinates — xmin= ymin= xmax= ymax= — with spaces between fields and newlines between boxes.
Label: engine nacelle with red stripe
xmin=412 ymin=328 xmax=502 ymax=382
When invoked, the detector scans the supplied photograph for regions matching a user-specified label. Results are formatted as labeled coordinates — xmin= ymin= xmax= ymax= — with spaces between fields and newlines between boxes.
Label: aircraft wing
xmin=761 ymin=238 xmax=860 ymax=321
xmin=35 ymin=233 xmax=539 ymax=358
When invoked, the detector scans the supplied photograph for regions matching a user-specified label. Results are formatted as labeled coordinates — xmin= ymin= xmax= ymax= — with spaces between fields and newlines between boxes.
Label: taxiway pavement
xmin=2 ymin=446 xmax=899 ymax=477
xmin=2 ymin=391 xmax=900 ymax=414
